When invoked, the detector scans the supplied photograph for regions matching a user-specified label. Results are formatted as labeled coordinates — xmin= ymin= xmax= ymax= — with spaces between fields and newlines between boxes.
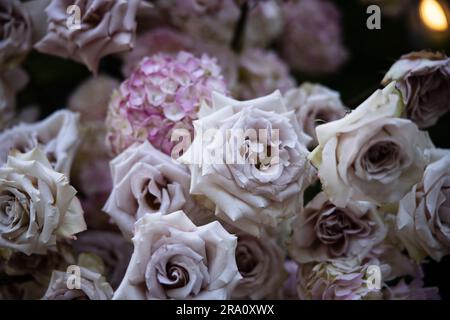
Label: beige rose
xmin=0 ymin=148 xmax=86 ymax=255
xmin=180 ymin=91 xmax=315 ymax=237
xmin=310 ymin=83 xmax=431 ymax=207
xmin=284 ymin=83 xmax=347 ymax=150
xmin=396 ymin=154 xmax=450 ymax=262
xmin=103 ymin=141 xmax=194 ymax=240
xmin=0 ymin=110 xmax=80 ymax=178
xmin=113 ymin=211 xmax=241 ymax=300
xmin=290 ymin=192 xmax=387 ymax=263
xmin=382 ymin=51 xmax=450 ymax=129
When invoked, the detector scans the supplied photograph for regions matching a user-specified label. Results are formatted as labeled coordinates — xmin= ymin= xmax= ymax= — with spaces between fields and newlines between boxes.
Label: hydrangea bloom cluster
xmin=106 ymin=51 xmax=227 ymax=155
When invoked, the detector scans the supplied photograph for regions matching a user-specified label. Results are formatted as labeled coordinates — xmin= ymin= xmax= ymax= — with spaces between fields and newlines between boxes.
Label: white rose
xmin=113 ymin=211 xmax=241 ymax=299
xmin=103 ymin=141 xmax=195 ymax=240
xmin=0 ymin=148 xmax=86 ymax=255
xmin=310 ymin=82 xmax=431 ymax=207
xmin=0 ymin=110 xmax=80 ymax=178
xmin=180 ymin=91 xmax=315 ymax=237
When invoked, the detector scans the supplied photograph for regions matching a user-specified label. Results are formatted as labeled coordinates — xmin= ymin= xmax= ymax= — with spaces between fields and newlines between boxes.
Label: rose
xmin=0 ymin=0 xmax=32 ymax=71
xmin=382 ymin=51 xmax=450 ymax=129
xmin=396 ymin=154 xmax=450 ymax=262
xmin=279 ymin=0 xmax=348 ymax=75
xmin=290 ymin=192 xmax=387 ymax=263
xmin=0 ymin=148 xmax=86 ymax=255
xmin=103 ymin=141 xmax=195 ymax=240
xmin=179 ymin=91 xmax=315 ymax=237
xmin=34 ymin=0 xmax=149 ymax=73
xmin=231 ymin=230 xmax=286 ymax=299
xmin=42 ymin=267 xmax=113 ymax=300
xmin=234 ymin=48 xmax=295 ymax=100
xmin=73 ymin=230 xmax=133 ymax=289
xmin=310 ymin=83 xmax=430 ymax=207
xmin=0 ymin=110 xmax=80 ymax=178
xmin=113 ymin=211 xmax=241 ymax=299
xmin=284 ymin=83 xmax=347 ymax=150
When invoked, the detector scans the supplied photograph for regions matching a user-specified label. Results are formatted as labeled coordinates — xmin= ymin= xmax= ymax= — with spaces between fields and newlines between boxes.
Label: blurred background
xmin=14 ymin=0 xmax=450 ymax=299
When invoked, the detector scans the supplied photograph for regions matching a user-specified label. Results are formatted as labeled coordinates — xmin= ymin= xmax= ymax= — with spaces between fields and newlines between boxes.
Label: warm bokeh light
xmin=419 ymin=0 xmax=449 ymax=32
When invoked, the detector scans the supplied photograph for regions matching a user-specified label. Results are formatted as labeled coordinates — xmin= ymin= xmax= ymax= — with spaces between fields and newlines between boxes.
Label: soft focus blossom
xmin=231 ymin=230 xmax=287 ymax=299
xmin=34 ymin=0 xmax=148 ymax=73
xmin=0 ymin=67 xmax=28 ymax=130
xmin=0 ymin=148 xmax=86 ymax=255
xmin=121 ymin=28 xmax=195 ymax=77
xmin=113 ymin=211 xmax=241 ymax=300
xmin=396 ymin=154 xmax=450 ymax=262
xmin=0 ymin=110 xmax=80 ymax=178
xmin=310 ymin=83 xmax=430 ymax=207
xmin=290 ymin=192 xmax=387 ymax=263
xmin=279 ymin=0 xmax=348 ymax=75
xmin=283 ymin=260 xmax=299 ymax=299
xmin=0 ymin=0 xmax=32 ymax=71
xmin=180 ymin=91 xmax=315 ymax=237
xmin=73 ymin=230 xmax=133 ymax=289
xmin=234 ymin=48 xmax=295 ymax=100
xmin=68 ymin=75 xmax=119 ymax=123
xmin=382 ymin=51 xmax=450 ymax=129
xmin=42 ymin=266 xmax=113 ymax=300
xmin=284 ymin=83 xmax=347 ymax=150
xmin=103 ymin=141 xmax=194 ymax=240
xmin=106 ymin=51 xmax=227 ymax=156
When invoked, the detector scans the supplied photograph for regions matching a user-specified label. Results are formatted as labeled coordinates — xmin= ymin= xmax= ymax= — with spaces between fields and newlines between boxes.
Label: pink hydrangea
xmin=279 ymin=0 xmax=348 ymax=75
xmin=106 ymin=51 xmax=227 ymax=155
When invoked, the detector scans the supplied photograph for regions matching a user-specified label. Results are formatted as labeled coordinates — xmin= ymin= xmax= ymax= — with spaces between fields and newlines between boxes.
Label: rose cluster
xmin=1 ymin=0 xmax=449 ymax=301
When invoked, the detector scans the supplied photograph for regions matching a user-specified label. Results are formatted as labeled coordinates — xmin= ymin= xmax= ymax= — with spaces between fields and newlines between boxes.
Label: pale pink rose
xmin=42 ymin=267 xmax=113 ymax=300
xmin=235 ymin=48 xmax=295 ymax=100
xmin=231 ymin=230 xmax=287 ymax=299
xmin=382 ymin=51 xmax=450 ymax=129
xmin=34 ymin=0 xmax=149 ymax=73
xmin=103 ymin=141 xmax=194 ymax=240
xmin=106 ymin=51 xmax=227 ymax=156
xmin=180 ymin=91 xmax=315 ymax=237
xmin=310 ymin=83 xmax=430 ymax=207
xmin=290 ymin=192 xmax=387 ymax=263
xmin=0 ymin=110 xmax=80 ymax=178
xmin=284 ymin=83 xmax=347 ymax=150
xmin=396 ymin=155 xmax=450 ymax=262
xmin=0 ymin=148 xmax=86 ymax=255
xmin=279 ymin=0 xmax=348 ymax=75
xmin=113 ymin=211 xmax=241 ymax=299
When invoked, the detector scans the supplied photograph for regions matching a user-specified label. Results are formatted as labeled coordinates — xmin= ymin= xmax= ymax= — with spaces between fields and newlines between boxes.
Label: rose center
xmin=236 ymin=244 xmax=257 ymax=274
xmin=161 ymin=264 xmax=189 ymax=290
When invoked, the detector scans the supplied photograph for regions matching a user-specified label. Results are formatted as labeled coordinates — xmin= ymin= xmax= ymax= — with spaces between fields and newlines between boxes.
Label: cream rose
xmin=290 ymin=192 xmax=387 ymax=263
xmin=113 ymin=211 xmax=241 ymax=300
xmin=0 ymin=148 xmax=86 ymax=255
xmin=396 ymin=154 xmax=450 ymax=262
xmin=103 ymin=141 xmax=194 ymax=240
xmin=0 ymin=110 xmax=80 ymax=178
xmin=284 ymin=83 xmax=347 ymax=150
xmin=180 ymin=91 xmax=315 ymax=237
xmin=310 ymin=83 xmax=430 ymax=207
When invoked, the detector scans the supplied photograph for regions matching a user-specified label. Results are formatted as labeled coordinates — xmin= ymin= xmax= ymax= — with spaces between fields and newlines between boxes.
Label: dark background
xmin=16 ymin=0 xmax=450 ymax=299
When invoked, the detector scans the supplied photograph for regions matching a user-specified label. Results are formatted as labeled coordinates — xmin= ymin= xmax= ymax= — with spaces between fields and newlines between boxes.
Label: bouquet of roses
xmin=0 ymin=0 xmax=449 ymax=300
